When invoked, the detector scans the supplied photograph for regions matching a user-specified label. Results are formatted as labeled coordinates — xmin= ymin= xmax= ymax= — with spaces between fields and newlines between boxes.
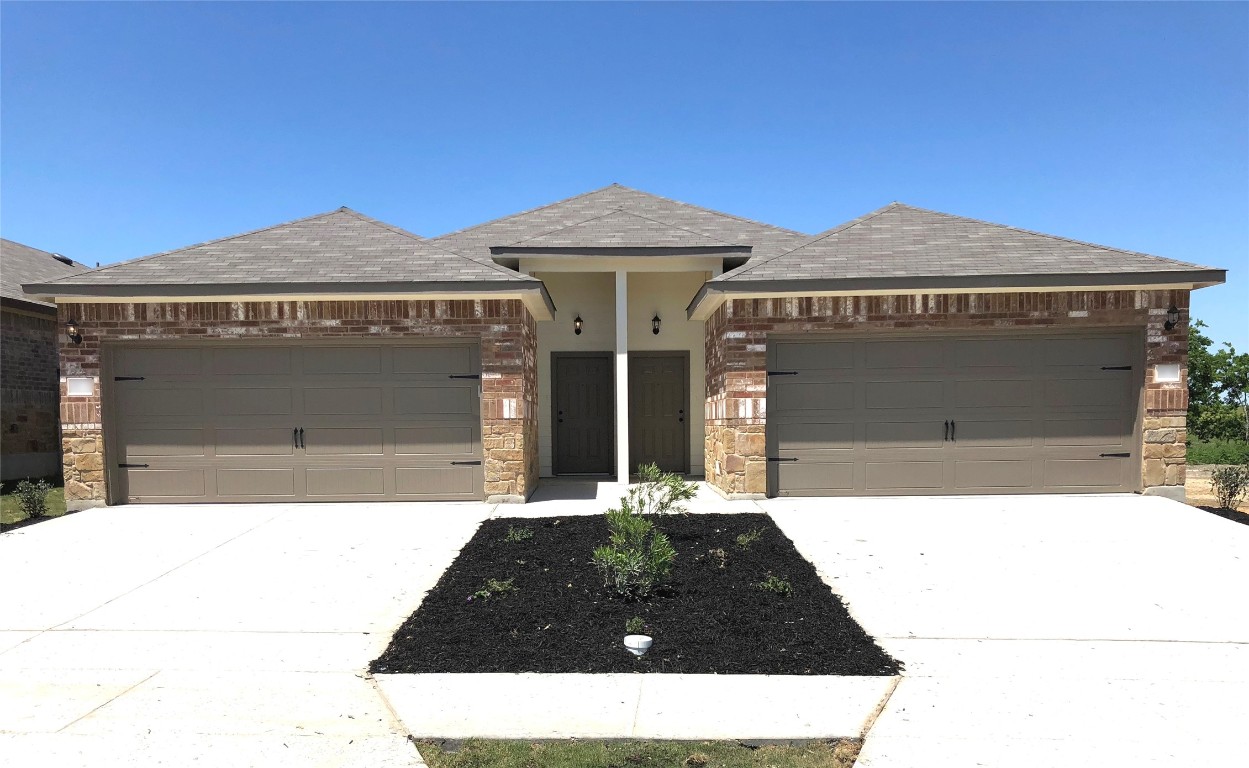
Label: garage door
xmin=767 ymin=331 xmax=1141 ymax=496
xmin=107 ymin=342 xmax=483 ymax=503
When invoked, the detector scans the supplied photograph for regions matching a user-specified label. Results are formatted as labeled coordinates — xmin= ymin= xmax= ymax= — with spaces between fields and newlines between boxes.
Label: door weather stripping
xmin=450 ymin=460 xmax=483 ymax=466
xmin=113 ymin=376 xmax=145 ymax=381
xmin=118 ymin=463 xmax=149 ymax=468
xmin=767 ymin=457 xmax=799 ymax=462
xmin=766 ymin=370 xmax=799 ymax=376
xmin=448 ymin=374 xmax=481 ymax=380
xmin=1101 ymin=366 xmax=1132 ymax=371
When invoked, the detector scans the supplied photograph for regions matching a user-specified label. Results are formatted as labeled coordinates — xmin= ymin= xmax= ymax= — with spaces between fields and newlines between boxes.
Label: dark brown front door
xmin=553 ymin=353 xmax=614 ymax=474
xmin=629 ymin=353 xmax=689 ymax=474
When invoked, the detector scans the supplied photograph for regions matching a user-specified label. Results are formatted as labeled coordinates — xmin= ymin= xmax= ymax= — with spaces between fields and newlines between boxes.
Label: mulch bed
xmin=371 ymin=513 xmax=901 ymax=675
xmin=1198 ymin=506 xmax=1249 ymax=526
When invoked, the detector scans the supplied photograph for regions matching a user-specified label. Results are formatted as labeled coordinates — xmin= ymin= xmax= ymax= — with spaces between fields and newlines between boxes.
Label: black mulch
xmin=371 ymin=513 xmax=901 ymax=676
xmin=1198 ymin=506 xmax=1249 ymax=526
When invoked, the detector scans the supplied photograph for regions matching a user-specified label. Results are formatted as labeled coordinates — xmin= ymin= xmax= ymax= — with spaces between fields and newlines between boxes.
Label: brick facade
xmin=56 ymin=299 xmax=539 ymax=508
xmin=704 ymin=290 xmax=1189 ymax=498
xmin=1 ymin=307 xmax=62 ymax=481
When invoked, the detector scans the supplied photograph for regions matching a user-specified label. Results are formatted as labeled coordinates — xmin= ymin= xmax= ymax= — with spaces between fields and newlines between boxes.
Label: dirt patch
xmin=1185 ymin=467 xmax=1249 ymax=525
xmin=372 ymin=513 xmax=901 ymax=676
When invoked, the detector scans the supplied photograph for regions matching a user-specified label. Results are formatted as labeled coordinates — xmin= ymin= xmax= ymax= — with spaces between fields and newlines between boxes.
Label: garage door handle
xmin=293 ymin=428 xmax=299 ymax=449
xmin=298 ymin=427 xmax=305 ymax=449
xmin=1099 ymin=452 xmax=1130 ymax=458
xmin=767 ymin=457 xmax=798 ymax=462
xmin=950 ymin=420 xmax=955 ymax=441
xmin=450 ymin=460 xmax=482 ymax=466
xmin=944 ymin=420 xmax=950 ymax=441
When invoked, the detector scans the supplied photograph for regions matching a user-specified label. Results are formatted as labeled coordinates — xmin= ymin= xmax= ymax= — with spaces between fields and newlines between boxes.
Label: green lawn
xmin=1188 ymin=439 xmax=1249 ymax=466
xmin=416 ymin=739 xmax=861 ymax=768
xmin=0 ymin=485 xmax=68 ymax=527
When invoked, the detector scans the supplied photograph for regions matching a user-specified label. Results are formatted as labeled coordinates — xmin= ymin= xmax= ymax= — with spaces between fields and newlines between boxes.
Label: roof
xmin=718 ymin=202 xmax=1220 ymax=283
xmin=1 ymin=238 xmax=87 ymax=310
xmin=434 ymin=183 xmax=809 ymax=261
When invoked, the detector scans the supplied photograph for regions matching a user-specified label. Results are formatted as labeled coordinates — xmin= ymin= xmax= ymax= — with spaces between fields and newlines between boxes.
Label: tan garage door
xmin=767 ymin=331 xmax=1142 ymax=496
xmin=107 ymin=342 xmax=483 ymax=503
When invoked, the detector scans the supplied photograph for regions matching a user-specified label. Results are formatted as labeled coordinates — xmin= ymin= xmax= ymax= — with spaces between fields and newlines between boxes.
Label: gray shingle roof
xmin=498 ymin=209 xmax=744 ymax=250
xmin=30 ymin=208 xmax=537 ymax=291
xmin=434 ymin=184 xmax=809 ymax=260
xmin=718 ymin=203 xmax=1218 ymax=283
xmin=1 ymin=238 xmax=87 ymax=308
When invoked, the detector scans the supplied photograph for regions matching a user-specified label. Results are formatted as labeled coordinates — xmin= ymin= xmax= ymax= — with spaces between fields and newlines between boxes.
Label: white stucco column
xmin=615 ymin=269 xmax=629 ymax=483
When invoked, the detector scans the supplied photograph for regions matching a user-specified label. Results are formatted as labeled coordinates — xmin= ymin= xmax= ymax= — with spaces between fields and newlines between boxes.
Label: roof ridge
xmin=38 ymin=207 xmax=351 ymax=286
xmin=609 ymin=183 xmax=808 ymax=237
xmin=721 ymin=202 xmax=901 ymax=281
xmin=431 ymin=184 xmax=624 ymax=247
xmin=336 ymin=208 xmax=530 ymax=280
xmin=503 ymin=208 xmax=623 ymax=247
xmin=622 ymin=209 xmax=739 ymax=246
xmin=887 ymin=203 xmax=1213 ymax=269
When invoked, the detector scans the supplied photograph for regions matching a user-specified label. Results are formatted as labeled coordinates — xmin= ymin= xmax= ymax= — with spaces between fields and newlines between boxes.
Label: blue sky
xmin=3 ymin=2 xmax=1245 ymax=349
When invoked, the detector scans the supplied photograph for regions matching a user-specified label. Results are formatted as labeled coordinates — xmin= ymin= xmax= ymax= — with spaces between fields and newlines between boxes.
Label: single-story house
xmin=24 ymin=185 xmax=1225 ymax=509
xmin=1 ymin=238 xmax=87 ymax=481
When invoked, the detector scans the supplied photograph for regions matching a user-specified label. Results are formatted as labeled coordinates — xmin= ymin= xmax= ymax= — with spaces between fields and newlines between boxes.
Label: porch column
xmin=615 ymin=269 xmax=629 ymax=483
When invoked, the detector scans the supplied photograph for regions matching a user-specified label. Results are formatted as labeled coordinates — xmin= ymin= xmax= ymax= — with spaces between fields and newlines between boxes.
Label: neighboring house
xmin=24 ymin=185 xmax=1225 ymax=509
xmin=1 ymin=239 xmax=87 ymax=481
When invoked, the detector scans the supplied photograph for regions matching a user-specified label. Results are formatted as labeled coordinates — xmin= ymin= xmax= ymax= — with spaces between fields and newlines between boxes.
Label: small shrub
xmin=504 ymin=525 xmax=533 ymax=543
xmin=468 ymin=577 xmax=517 ymax=602
xmin=591 ymin=499 xmax=677 ymax=599
xmin=1210 ymin=465 xmax=1249 ymax=510
xmin=707 ymin=547 xmax=728 ymax=569
xmin=625 ymin=616 xmax=648 ymax=635
xmin=757 ymin=574 xmax=793 ymax=597
xmin=13 ymin=479 xmax=52 ymax=519
xmin=627 ymin=462 xmax=698 ymax=516
xmin=735 ymin=528 xmax=763 ymax=550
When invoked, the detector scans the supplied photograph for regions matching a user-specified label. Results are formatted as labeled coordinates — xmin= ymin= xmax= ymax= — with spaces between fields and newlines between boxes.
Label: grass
xmin=416 ymin=739 xmax=861 ymax=768
xmin=0 ymin=484 xmax=68 ymax=528
xmin=1187 ymin=439 xmax=1249 ymax=466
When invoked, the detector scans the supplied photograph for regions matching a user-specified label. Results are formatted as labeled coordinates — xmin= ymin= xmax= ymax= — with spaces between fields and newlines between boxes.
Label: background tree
xmin=1188 ymin=320 xmax=1249 ymax=442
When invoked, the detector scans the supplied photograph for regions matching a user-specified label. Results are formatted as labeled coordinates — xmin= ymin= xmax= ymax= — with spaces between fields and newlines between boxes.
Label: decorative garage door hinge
xmin=766 ymin=370 xmax=799 ymax=376
xmin=118 ymin=463 xmax=149 ymax=468
xmin=767 ymin=457 xmax=799 ymax=462
xmin=448 ymin=374 xmax=481 ymax=379
xmin=1098 ymin=453 xmax=1131 ymax=458
xmin=114 ymin=376 xmax=146 ymax=381
xmin=1100 ymin=366 xmax=1132 ymax=371
xmin=450 ymin=460 xmax=482 ymax=466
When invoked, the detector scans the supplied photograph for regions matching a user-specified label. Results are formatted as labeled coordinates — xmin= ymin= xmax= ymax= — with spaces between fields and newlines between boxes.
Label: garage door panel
xmin=866 ymin=461 xmax=945 ymax=490
xmin=214 ymin=388 xmax=293 ymax=416
xmin=216 ymin=468 xmax=295 ymax=497
xmin=866 ymin=421 xmax=943 ymax=449
xmin=123 ymin=428 xmax=206 ymax=457
xmin=776 ymin=462 xmax=854 ymax=493
xmin=866 ymin=340 xmax=942 ymax=369
xmin=306 ymin=467 xmax=385 ymax=497
xmin=1043 ymin=418 xmax=1128 ymax=447
xmin=866 ymin=381 xmax=943 ymax=409
xmin=117 ymin=347 xmax=203 ymax=376
xmin=1044 ymin=378 xmax=1122 ymax=408
xmin=774 ymin=341 xmax=854 ymax=371
xmin=775 ymin=422 xmax=854 ymax=452
xmin=396 ymin=466 xmax=477 ymax=496
xmin=304 ymin=387 xmax=382 ymax=416
xmin=772 ymin=381 xmax=853 ymax=411
xmin=305 ymin=428 xmax=384 ymax=456
xmin=395 ymin=385 xmax=476 ymax=417
xmin=953 ymin=339 xmax=1034 ymax=369
xmin=211 ymin=347 xmax=292 ymax=376
xmin=955 ymin=460 xmax=1032 ymax=489
xmin=119 ymin=388 xmax=204 ymax=418
xmin=215 ymin=428 xmax=296 ymax=456
xmin=393 ymin=345 xmax=475 ymax=375
xmin=1044 ymin=458 xmax=1127 ymax=488
xmin=303 ymin=346 xmax=382 ymax=375
xmin=953 ymin=379 xmax=1032 ymax=408
xmin=952 ymin=419 xmax=1033 ymax=448
xmin=125 ymin=469 xmax=206 ymax=499
xmin=394 ymin=426 xmax=478 ymax=457
xmin=1044 ymin=337 xmax=1133 ymax=368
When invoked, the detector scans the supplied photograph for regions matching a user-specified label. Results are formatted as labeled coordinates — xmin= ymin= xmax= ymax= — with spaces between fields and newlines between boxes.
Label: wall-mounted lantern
xmin=65 ymin=319 xmax=83 ymax=345
xmin=573 ymin=315 xmax=583 ymax=335
xmin=652 ymin=314 xmax=661 ymax=335
xmin=1163 ymin=304 xmax=1181 ymax=331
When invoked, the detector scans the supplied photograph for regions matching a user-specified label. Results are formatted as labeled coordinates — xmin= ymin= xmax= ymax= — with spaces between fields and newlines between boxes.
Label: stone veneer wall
xmin=57 ymin=299 xmax=539 ymax=508
xmin=704 ymin=290 xmax=1189 ymax=498
xmin=1 ymin=307 xmax=63 ymax=481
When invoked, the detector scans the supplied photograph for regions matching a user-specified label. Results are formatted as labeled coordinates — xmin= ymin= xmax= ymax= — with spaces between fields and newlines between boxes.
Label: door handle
xmin=944 ymin=420 xmax=950 ymax=441
xmin=950 ymin=420 xmax=955 ymax=442
xmin=294 ymin=428 xmax=300 ymax=449
xmin=298 ymin=427 xmax=305 ymax=449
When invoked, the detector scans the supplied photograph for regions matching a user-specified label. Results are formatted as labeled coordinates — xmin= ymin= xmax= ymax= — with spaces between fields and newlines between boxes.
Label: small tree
xmin=1210 ymin=465 xmax=1249 ymax=511
xmin=1188 ymin=321 xmax=1249 ymax=442
xmin=14 ymin=479 xmax=52 ymax=520
xmin=590 ymin=464 xmax=695 ymax=599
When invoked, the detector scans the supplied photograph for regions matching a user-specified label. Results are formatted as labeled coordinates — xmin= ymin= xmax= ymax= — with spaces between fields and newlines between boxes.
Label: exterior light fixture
xmin=573 ymin=315 xmax=583 ymax=335
xmin=652 ymin=314 xmax=661 ymax=335
xmin=1163 ymin=304 xmax=1181 ymax=331
xmin=65 ymin=319 xmax=83 ymax=345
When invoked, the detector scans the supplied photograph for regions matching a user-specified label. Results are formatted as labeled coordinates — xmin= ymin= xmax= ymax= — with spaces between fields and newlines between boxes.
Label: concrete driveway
xmin=766 ymin=494 xmax=1249 ymax=767
xmin=0 ymin=502 xmax=491 ymax=767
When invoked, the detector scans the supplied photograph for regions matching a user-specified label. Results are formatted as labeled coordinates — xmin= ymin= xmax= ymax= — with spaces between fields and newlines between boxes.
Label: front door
xmin=553 ymin=353 xmax=614 ymax=474
xmin=628 ymin=353 xmax=689 ymax=474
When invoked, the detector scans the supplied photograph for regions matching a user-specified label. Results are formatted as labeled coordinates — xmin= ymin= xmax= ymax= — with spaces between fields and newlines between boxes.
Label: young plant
xmin=627 ymin=462 xmax=698 ymax=516
xmin=735 ymin=528 xmax=763 ymax=550
xmin=591 ymin=497 xmax=677 ymax=599
xmin=757 ymin=574 xmax=793 ymax=597
xmin=707 ymin=547 xmax=728 ymax=569
xmin=1210 ymin=464 xmax=1249 ymax=510
xmin=13 ymin=479 xmax=51 ymax=520
xmin=625 ymin=616 xmax=648 ymax=635
xmin=504 ymin=525 xmax=534 ymax=543
xmin=468 ymin=577 xmax=517 ymax=602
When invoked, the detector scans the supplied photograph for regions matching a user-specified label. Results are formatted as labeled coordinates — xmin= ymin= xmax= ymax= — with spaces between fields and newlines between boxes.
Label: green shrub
xmin=504 ymin=525 xmax=533 ymax=543
xmin=626 ymin=462 xmax=698 ymax=516
xmin=735 ymin=528 xmax=763 ymax=550
xmin=468 ymin=577 xmax=517 ymax=602
xmin=592 ymin=499 xmax=677 ymax=599
xmin=1187 ymin=439 xmax=1249 ymax=465
xmin=13 ymin=479 xmax=52 ymax=519
xmin=757 ymin=574 xmax=793 ymax=597
xmin=625 ymin=616 xmax=648 ymax=635
xmin=1210 ymin=465 xmax=1249 ymax=510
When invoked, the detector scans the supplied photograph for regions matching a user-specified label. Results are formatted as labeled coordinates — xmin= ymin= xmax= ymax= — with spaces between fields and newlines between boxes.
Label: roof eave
xmin=686 ymin=269 xmax=1228 ymax=321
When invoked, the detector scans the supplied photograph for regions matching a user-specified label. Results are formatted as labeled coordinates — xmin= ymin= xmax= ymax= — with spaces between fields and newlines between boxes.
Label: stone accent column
xmin=1140 ymin=291 xmax=1189 ymax=501
xmin=703 ymin=302 xmax=767 ymax=498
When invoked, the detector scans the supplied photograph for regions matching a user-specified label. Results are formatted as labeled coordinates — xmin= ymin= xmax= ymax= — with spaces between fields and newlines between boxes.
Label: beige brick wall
xmin=56 ymin=299 xmax=539 ymax=507
xmin=704 ymin=289 xmax=1189 ymax=497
